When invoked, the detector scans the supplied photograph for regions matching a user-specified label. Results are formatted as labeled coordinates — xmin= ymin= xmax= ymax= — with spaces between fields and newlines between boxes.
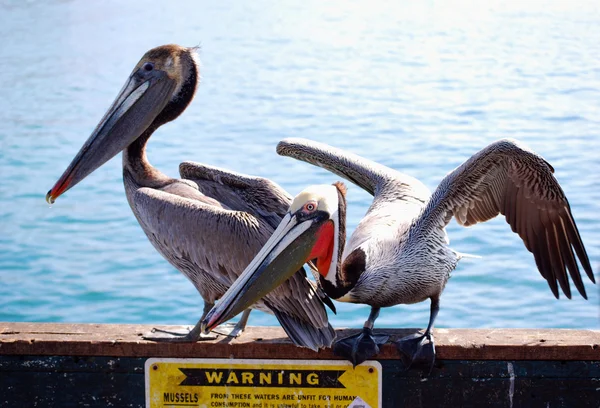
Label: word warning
xmin=145 ymin=358 xmax=381 ymax=408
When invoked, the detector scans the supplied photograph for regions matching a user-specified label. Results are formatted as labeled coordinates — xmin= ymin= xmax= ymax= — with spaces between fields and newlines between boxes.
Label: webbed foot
xmin=395 ymin=331 xmax=435 ymax=374
xmin=143 ymin=321 xmax=246 ymax=342
xmin=144 ymin=308 xmax=251 ymax=342
xmin=333 ymin=328 xmax=390 ymax=367
xmin=142 ymin=325 xmax=217 ymax=342
xmin=211 ymin=322 xmax=246 ymax=337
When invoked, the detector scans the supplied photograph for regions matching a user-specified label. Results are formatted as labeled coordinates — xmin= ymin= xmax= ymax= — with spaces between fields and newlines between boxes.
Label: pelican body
xmin=202 ymin=138 xmax=595 ymax=369
xmin=46 ymin=46 xmax=335 ymax=351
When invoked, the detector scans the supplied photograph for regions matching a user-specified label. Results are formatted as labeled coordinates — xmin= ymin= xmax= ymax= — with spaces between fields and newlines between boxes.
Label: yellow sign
xmin=145 ymin=358 xmax=381 ymax=408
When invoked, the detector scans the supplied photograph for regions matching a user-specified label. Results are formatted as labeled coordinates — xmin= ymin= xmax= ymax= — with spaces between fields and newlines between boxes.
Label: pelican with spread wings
xmin=203 ymin=138 xmax=595 ymax=369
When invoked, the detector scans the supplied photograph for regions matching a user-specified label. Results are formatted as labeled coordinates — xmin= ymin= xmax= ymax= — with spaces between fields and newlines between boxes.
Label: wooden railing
xmin=1 ymin=322 xmax=598 ymax=407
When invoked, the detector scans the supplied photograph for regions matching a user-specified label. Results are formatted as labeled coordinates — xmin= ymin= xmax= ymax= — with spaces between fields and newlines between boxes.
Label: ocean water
xmin=0 ymin=0 xmax=598 ymax=332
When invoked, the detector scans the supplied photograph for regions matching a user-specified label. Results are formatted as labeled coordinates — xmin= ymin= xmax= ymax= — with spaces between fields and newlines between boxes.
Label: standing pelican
xmin=45 ymin=45 xmax=335 ymax=350
xmin=202 ymin=138 xmax=595 ymax=369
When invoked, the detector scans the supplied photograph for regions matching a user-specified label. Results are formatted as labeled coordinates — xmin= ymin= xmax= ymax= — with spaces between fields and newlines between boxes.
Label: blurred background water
xmin=0 ymin=0 xmax=598 ymax=331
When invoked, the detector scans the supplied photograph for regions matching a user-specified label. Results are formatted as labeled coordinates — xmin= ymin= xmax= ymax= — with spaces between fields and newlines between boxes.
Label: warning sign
xmin=145 ymin=358 xmax=381 ymax=408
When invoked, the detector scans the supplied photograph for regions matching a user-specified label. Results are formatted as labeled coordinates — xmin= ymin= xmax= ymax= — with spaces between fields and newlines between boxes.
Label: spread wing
xmin=133 ymin=183 xmax=334 ymax=350
xmin=415 ymin=139 xmax=595 ymax=299
xmin=276 ymin=138 xmax=430 ymax=205
xmin=277 ymin=137 xmax=432 ymax=256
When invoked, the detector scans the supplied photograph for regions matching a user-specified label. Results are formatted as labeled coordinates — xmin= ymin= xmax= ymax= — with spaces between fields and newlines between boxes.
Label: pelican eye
xmin=143 ymin=62 xmax=154 ymax=71
xmin=303 ymin=201 xmax=317 ymax=213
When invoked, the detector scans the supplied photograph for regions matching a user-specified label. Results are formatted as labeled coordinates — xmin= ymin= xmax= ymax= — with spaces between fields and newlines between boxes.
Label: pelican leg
xmin=395 ymin=297 xmax=440 ymax=374
xmin=333 ymin=307 xmax=390 ymax=367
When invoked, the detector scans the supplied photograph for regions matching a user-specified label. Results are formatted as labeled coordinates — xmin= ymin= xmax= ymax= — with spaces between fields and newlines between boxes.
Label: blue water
xmin=1 ymin=0 xmax=598 ymax=331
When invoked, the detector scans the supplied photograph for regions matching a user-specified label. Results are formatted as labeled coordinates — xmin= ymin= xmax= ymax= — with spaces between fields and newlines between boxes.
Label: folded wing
xmin=133 ymin=185 xmax=335 ymax=350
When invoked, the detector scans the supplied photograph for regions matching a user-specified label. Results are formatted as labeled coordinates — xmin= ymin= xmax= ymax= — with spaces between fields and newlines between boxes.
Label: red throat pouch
xmin=309 ymin=221 xmax=334 ymax=277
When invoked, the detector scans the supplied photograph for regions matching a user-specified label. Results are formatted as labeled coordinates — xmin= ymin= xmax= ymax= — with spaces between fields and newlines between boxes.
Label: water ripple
xmin=0 ymin=0 xmax=598 ymax=330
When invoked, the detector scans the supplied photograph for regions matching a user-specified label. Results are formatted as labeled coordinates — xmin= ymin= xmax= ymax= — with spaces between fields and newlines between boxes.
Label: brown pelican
xmin=202 ymin=137 xmax=595 ymax=369
xmin=45 ymin=45 xmax=335 ymax=350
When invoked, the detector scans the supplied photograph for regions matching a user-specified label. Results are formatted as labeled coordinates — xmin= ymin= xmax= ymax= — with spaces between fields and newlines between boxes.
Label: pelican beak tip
xmin=201 ymin=318 xmax=216 ymax=335
xmin=200 ymin=311 xmax=216 ymax=334
xmin=45 ymin=190 xmax=56 ymax=205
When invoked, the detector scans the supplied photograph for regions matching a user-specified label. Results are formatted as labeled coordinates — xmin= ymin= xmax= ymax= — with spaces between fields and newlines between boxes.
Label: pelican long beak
xmin=46 ymin=69 xmax=177 ymax=203
xmin=201 ymin=211 xmax=334 ymax=333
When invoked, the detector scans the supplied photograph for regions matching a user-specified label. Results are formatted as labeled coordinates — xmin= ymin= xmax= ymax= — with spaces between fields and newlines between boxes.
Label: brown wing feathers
xmin=501 ymin=166 xmax=593 ymax=299
xmin=427 ymin=139 xmax=594 ymax=299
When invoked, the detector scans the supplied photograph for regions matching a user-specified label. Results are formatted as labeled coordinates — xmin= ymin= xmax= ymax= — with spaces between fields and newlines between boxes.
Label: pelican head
xmin=46 ymin=44 xmax=200 ymax=203
xmin=201 ymin=182 xmax=347 ymax=333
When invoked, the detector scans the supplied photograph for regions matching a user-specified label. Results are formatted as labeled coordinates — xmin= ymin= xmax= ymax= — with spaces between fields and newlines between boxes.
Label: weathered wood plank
xmin=1 ymin=356 xmax=599 ymax=408
xmin=380 ymin=360 xmax=600 ymax=408
xmin=2 ymin=356 xmax=145 ymax=408
xmin=1 ymin=323 xmax=599 ymax=360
